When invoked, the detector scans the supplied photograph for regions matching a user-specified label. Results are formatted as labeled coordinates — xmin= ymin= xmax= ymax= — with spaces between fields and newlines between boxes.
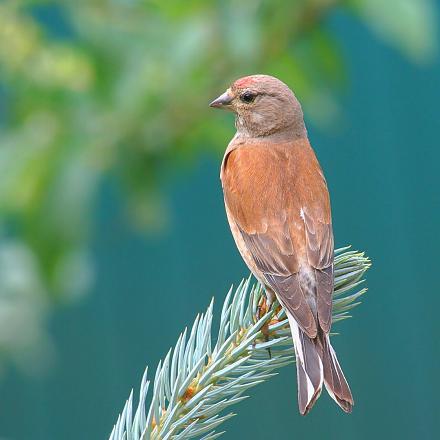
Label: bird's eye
xmin=240 ymin=91 xmax=256 ymax=103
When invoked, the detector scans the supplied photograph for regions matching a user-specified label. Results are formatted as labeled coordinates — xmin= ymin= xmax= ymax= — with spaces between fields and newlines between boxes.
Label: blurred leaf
xmin=349 ymin=0 xmax=438 ymax=63
xmin=0 ymin=239 xmax=53 ymax=376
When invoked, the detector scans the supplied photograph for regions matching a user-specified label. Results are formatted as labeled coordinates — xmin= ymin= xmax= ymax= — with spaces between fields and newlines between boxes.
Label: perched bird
xmin=210 ymin=75 xmax=353 ymax=415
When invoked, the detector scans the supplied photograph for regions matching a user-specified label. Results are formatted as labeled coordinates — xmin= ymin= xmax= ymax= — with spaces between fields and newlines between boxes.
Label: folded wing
xmin=221 ymin=139 xmax=334 ymax=337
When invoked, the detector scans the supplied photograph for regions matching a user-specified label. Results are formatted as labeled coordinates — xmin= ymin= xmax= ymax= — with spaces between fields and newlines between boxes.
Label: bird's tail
xmin=287 ymin=313 xmax=354 ymax=415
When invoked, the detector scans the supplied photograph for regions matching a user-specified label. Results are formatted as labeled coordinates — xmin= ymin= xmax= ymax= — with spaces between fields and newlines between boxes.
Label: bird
xmin=209 ymin=74 xmax=353 ymax=415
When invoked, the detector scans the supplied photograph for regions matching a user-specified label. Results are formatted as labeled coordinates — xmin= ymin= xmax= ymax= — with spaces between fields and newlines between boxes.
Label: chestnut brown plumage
xmin=210 ymin=75 xmax=353 ymax=415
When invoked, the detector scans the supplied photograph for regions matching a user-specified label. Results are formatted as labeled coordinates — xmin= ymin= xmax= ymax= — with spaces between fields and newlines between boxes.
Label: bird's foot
xmin=255 ymin=296 xmax=272 ymax=358
xmin=256 ymin=295 xmax=268 ymax=321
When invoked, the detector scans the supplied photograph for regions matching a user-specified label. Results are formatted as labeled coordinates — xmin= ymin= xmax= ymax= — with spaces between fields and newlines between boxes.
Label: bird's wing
xmin=221 ymin=139 xmax=334 ymax=337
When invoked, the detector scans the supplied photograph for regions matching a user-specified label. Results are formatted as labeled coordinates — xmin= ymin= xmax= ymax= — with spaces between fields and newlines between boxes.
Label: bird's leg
xmin=254 ymin=295 xmax=271 ymax=358
xmin=255 ymin=288 xmax=276 ymax=358
xmin=256 ymin=295 xmax=267 ymax=321
xmin=265 ymin=288 xmax=275 ymax=310
xmin=256 ymin=287 xmax=275 ymax=319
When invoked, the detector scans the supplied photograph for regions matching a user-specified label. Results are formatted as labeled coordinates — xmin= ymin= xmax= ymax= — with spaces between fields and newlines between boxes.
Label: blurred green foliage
xmin=0 ymin=0 xmax=437 ymax=373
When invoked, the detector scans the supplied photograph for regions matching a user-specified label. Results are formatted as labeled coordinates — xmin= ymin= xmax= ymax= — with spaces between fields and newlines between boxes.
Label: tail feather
xmin=288 ymin=312 xmax=353 ymax=415
xmin=288 ymin=314 xmax=323 ymax=415
xmin=321 ymin=334 xmax=354 ymax=413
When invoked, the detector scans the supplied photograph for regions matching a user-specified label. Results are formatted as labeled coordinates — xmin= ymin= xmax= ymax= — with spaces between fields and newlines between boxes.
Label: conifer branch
xmin=109 ymin=247 xmax=370 ymax=440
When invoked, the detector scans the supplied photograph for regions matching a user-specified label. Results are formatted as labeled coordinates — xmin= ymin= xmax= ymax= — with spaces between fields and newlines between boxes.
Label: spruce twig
xmin=109 ymin=247 xmax=370 ymax=440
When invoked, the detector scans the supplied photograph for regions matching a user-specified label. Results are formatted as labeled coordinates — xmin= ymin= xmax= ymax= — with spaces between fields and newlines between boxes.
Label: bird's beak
xmin=209 ymin=90 xmax=233 ymax=108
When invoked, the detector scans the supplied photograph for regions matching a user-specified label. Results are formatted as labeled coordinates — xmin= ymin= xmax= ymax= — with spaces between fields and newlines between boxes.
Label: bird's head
xmin=210 ymin=74 xmax=306 ymax=139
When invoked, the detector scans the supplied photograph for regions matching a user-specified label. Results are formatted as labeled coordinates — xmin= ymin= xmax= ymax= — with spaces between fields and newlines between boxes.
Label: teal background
xmin=0 ymin=4 xmax=439 ymax=440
